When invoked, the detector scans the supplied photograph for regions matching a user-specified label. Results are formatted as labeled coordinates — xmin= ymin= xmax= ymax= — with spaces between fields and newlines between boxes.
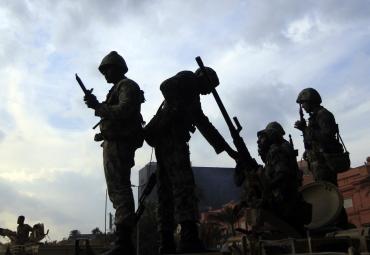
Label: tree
xmin=91 ymin=227 xmax=103 ymax=236
xmin=69 ymin=229 xmax=81 ymax=239
xmin=207 ymin=204 xmax=243 ymax=237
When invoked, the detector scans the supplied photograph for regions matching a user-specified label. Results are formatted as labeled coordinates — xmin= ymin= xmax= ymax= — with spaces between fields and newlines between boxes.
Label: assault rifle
xmin=75 ymin=74 xmax=101 ymax=129
xmin=289 ymin=134 xmax=299 ymax=157
xmin=134 ymin=172 xmax=157 ymax=224
xmin=195 ymin=56 xmax=258 ymax=186
xmin=299 ymin=104 xmax=311 ymax=170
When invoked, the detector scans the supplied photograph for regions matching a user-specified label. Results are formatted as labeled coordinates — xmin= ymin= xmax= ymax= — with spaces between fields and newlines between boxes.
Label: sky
xmin=0 ymin=0 xmax=369 ymax=241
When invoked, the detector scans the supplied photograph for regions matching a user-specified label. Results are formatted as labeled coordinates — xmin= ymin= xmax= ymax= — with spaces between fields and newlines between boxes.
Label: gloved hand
xmin=84 ymin=92 xmax=100 ymax=109
xmin=294 ymin=120 xmax=306 ymax=131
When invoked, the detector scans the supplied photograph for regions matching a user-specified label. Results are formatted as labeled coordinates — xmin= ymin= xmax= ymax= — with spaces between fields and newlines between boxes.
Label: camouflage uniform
xmin=96 ymin=78 xmax=144 ymax=226
xmin=254 ymin=128 xmax=311 ymax=233
xmin=303 ymin=106 xmax=344 ymax=186
xmin=84 ymin=51 xmax=143 ymax=255
xmin=151 ymin=71 xmax=229 ymax=252
xmin=266 ymin=121 xmax=303 ymax=185
xmin=295 ymin=88 xmax=349 ymax=228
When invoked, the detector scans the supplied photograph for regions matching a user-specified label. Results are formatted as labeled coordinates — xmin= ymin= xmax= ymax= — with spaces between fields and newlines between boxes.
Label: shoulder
xmin=117 ymin=78 xmax=141 ymax=94
xmin=317 ymin=106 xmax=334 ymax=118
xmin=266 ymin=143 xmax=289 ymax=163
xmin=316 ymin=106 xmax=336 ymax=122
xmin=281 ymin=139 xmax=294 ymax=153
xmin=118 ymin=78 xmax=140 ymax=89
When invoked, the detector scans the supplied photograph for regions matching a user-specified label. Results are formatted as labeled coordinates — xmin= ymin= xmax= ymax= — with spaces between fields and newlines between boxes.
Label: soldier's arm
xmin=95 ymin=80 xmax=142 ymax=119
xmin=26 ymin=224 xmax=33 ymax=233
xmin=311 ymin=110 xmax=337 ymax=143
xmin=193 ymin=101 xmax=228 ymax=154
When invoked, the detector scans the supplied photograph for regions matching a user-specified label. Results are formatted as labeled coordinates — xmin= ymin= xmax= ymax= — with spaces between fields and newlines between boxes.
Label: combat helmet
xmin=257 ymin=126 xmax=281 ymax=144
xmin=265 ymin=121 xmax=285 ymax=136
xmin=195 ymin=66 xmax=220 ymax=88
xmin=98 ymin=51 xmax=128 ymax=74
xmin=296 ymin=88 xmax=322 ymax=104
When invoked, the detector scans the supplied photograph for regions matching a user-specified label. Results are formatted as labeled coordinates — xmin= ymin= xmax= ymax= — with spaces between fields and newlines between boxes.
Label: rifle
xmin=299 ymin=104 xmax=311 ymax=170
xmin=134 ymin=172 xmax=157 ymax=224
xmin=289 ymin=134 xmax=299 ymax=157
xmin=195 ymin=56 xmax=258 ymax=186
xmin=75 ymin=74 xmax=101 ymax=129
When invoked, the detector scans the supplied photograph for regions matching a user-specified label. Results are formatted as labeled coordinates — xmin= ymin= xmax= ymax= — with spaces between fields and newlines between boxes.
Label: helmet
xmin=265 ymin=121 xmax=285 ymax=136
xmin=296 ymin=88 xmax=322 ymax=104
xmin=257 ymin=127 xmax=281 ymax=144
xmin=195 ymin=66 xmax=219 ymax=88
xmin=98 ymin=51 xmax=128 ymax=74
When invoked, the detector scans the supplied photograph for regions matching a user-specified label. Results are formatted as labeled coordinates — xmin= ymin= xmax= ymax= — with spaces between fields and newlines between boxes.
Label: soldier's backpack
xmin=323 ymin=124 xmax=350 ymax=173
xmin=143 ymin=101 xmax=165 ymax=147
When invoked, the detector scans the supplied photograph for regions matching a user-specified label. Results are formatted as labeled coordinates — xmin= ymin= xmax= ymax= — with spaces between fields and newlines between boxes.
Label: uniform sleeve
xmin=193 ymin=101 xmax=228 ymax=154
xmin=95 ymin=80 xmax=141 ymax=119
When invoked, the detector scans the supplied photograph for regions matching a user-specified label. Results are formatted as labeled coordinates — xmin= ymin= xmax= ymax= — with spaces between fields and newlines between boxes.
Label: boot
xmin=101 ymin=224 xmax=134 ymax=255
xmin=178 ymin=221 xmax=205 ymax=254
xmin=159 ymin=231 xmax=176 ymax=254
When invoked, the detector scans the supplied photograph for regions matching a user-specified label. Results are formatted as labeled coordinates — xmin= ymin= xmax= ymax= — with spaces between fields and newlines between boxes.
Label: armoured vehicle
xmin=221 ymin=181 xmax=369 ymax=255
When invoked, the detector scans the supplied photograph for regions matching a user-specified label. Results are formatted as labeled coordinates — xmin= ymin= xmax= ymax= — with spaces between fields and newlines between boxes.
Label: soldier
xmin=16 ymin=216 xmax=32 ymax=245
xmin=265 ymin=121 xmax=303 ymax=186
xmin=294 ymin=88 xmax=350 ymax=228
xmin=145 ymin=67 xmax=237 ymax=254
xmin=255 ymin=127 xmax=311 ymax=234
xmin=84 ymin=51 xmax=145 ymax=255
xmin=294 ymin=88 xmax=349 ymax=186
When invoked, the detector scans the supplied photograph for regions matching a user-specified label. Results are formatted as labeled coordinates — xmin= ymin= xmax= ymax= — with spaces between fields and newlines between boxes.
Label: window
xmin=343 ymin=198 xmax=353 ymax=208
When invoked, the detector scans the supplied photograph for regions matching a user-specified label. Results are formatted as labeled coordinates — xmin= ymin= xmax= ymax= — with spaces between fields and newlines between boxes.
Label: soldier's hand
xmin=84 ymin=93 xmax=100 ymax=109
xmin=94 ymin=133 xmax=104 ymax=142
xmin=294 ymin=120 xmax=306 ymax=131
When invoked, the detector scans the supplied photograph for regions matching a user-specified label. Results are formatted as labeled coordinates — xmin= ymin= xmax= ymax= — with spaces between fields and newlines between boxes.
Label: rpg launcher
xmin=75 ymin=74 xmax=101 ymax=129
xmin=134 ymin=172 xmax=157 ymax=224
xmin=195 ymin=56 xmax=258 ymax=186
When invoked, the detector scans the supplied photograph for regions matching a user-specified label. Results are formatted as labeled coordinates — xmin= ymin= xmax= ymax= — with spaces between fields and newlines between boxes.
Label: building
xmin=139 ymin=157 xmax=370 ymax=229
xmin=300 ymin=157 xmax=370 ymax=227
xmin=138 ymin=162 xmax=241 ymax=212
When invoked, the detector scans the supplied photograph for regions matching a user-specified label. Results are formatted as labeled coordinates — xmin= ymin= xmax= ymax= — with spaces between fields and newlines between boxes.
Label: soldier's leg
xmin=155 ymin=146 xmax=176 ymax=254
xmin=166 ymin=142 xmax=204 ymax=253
xmin=102 ymin=141 xmax=136 ymax=255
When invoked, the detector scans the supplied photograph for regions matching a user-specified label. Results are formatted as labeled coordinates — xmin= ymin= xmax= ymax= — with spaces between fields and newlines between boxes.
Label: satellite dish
xmin=300 ymin=181 xmax=343 ymax=230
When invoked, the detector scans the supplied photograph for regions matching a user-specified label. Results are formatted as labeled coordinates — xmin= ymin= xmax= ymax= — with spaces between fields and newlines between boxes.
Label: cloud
xmin=0 ymin=0 xmax=369 ymax=241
